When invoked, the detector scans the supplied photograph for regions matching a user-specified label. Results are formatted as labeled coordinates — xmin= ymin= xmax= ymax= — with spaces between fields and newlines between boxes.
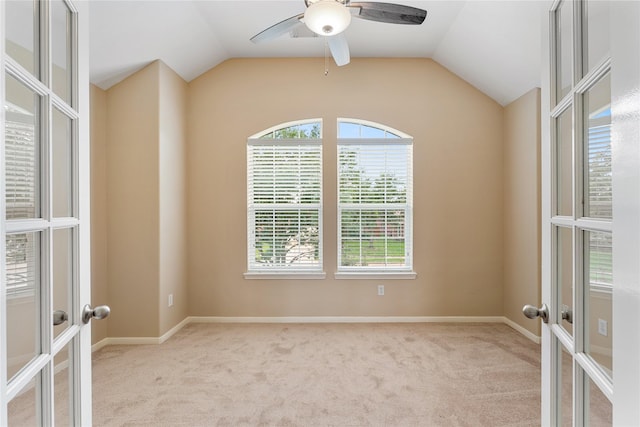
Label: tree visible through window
xmin=247 ymin=121 xmax=322 ymax=272
xmin=337 ymin=119 xmax=413 ymax=270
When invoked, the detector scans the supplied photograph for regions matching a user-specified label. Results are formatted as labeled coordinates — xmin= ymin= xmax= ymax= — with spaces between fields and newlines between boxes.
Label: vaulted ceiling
xmin=90 ymin=1 xmax=544 ymax=106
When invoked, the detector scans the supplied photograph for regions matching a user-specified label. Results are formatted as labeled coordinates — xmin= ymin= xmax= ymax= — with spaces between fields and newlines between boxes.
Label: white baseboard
xmin=95 ymin=336 xmax=162 ymax=346
xmin=159 ymin=317 xmax=191 ymax=344
xmin=91 ymin=317 xmax=192 ymax=348
xmin=189 ymin=315 xmax=506 ymax=324
xmin=95 ymin=316 xmax=541 ymax=348
xmin=92 ymin=338 xmax=111 ymax=352
xmin=502 ymin=316 xmax=541 ymax=344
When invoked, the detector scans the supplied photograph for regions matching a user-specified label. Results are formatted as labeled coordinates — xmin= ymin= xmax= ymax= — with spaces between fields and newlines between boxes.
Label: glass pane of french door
xmin=3 ymin=0 xmax=85 ymax=425
xmin=5 ymin=0 xmax=39 ymax=79
xmin=7 ymin=374 xmax=40 ymax=425
xmin=582 ymin=73 xmax=611 ymax=219
xmin=556 ymin=107 xmax=573 ymax=217
xmin=583 ymin=230 xmax=612 ymax=376
xmin=555 ymin=0 xmax=573 ymax=103
xmin=556 ymin=226 xmax=573 ymax=335
xmin=52 ymin=107 xmax=73 ymax=218
xmin=5 ymin=72 xmax=41 ymax=220
xmin=53 ymin=341 xmax=74 ymax=424
xmin=549 ymin=0 xmax=613 ymax=424
xmin=585 ymin=373 xmax=612 ymax=424
xmin=557 ymin=340 xmax=573 ymax=426
xmin=583 ymin=1 xmax=610 ymax=77
xmin=51 ymin=0 xmax=72 ymax=104
xmin=5 ymin=232 xmax=41 ymax=381
xmin=53 ymin=227 xmax=74 ymax=340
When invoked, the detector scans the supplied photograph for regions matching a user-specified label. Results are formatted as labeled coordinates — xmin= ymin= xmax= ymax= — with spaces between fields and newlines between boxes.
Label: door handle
xmin=82 ymin=304 xmax=110 ymax=324
xmin=523 ymin=303 xmax=549 ymax=323
xmin=53 ymin=310 xmax=68 ymax=326
xmin=561 ymin=308 xmax=573 ymax=324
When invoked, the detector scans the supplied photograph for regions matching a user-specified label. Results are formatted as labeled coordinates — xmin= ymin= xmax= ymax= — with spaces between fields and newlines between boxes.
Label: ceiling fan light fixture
xmin=304 ymin=1 xmax=351 ymax=36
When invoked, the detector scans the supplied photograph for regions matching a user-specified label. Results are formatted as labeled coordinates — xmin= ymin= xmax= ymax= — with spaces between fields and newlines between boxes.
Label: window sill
xmin=244 ymin=271 xmax=327 ymax=280
xmin=334 ymin=271 xmax=417 ymax=280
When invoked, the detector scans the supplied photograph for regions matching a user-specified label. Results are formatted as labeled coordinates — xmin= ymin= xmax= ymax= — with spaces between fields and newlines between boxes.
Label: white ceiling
xmin=90 ymin=0 xmax=545 ymax=106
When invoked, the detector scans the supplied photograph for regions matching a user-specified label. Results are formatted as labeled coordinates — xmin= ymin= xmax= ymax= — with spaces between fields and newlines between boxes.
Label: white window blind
xmin=247 ymin=124 xmax=322 ymax=272
xmin=5 ymin=233 xmax=40 ymax=297
xmin=586 ymin=119 xmax=612 ymax=292
xmin=586 ymin=122 xmax=612 ymax=218
xmin=337 ymin=121 xmax=413 ymax=271
xmin=5 ymin=114 xmax=38 ymax=219
xmin=587 ymin=230 xmax=612 ymax=292
xmin=5 ymin=104 xmax=39 ymax=296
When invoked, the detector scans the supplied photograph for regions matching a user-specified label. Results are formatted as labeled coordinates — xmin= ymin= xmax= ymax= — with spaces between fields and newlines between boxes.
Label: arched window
xmin=246 ymin=120 xmax=323 ymax=275
xmin=253 ymin=120 xmax=321 ymax=140
xmin=337 ymin=119 xmax=413 ymax=273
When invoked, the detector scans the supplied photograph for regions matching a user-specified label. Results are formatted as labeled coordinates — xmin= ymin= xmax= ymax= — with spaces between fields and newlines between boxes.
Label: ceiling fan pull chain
xmin=324 ymin=39 xmax=329 ymax=76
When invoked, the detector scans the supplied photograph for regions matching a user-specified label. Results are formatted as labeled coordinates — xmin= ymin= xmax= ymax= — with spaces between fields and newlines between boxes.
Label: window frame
xmin=245 ymin=120 xmax=325 ymax=279
xmin=335 ymin=119 xmax=416 ymax=279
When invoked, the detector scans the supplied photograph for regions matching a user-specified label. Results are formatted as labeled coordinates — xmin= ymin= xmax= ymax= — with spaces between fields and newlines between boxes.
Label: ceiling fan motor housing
xmin=304 ymin=0 xmax=352 ymax=36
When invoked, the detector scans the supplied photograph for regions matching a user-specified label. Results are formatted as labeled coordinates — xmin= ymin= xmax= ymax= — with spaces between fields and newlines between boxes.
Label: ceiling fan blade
xmin=327 ymin=33 xmax=350 ymax=66
xmin=250 ymin=13 xmax=305 ymax=44
xmin=348 ymin=2 xmax=427 ymax=25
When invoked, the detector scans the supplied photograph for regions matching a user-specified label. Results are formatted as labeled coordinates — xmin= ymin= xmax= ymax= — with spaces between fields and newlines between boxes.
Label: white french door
xmin=540 ymin=0 xmax=640 ymax=425
xmin=1 ymin=0 xmax=93 ymax=425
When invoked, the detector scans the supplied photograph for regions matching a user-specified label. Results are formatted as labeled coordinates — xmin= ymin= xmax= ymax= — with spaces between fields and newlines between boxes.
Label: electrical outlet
xmin=377 ymin=285 xmax=384 ymax=296
xmin=168 ymin=294 xmax=174 ymax=307
xmin=598 ymin=318 xmax=608 ymax=336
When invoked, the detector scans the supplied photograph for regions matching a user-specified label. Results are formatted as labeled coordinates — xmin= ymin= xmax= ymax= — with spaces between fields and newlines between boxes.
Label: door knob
xmin=53 ymin=310 xmax=68 ymax=326
xmin=561 ymin=308 xmax=573 ymax=324
xmin=82 ymin=304 xmax=110 ymax=324
xmin=523 ymin=303 xmax=549 ymax=323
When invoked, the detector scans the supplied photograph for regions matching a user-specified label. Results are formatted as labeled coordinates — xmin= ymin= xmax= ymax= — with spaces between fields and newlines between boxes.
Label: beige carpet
xmin=92 ymin=322 xmax=541 ymax=426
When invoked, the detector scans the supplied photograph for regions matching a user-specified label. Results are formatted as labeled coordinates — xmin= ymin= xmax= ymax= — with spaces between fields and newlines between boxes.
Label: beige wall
xmin=91 ymin=84 xmax=109 ymax=344
xmin=106 ymin=62 xmax=161 ymax=337
xmin=93 ymin=61 xmax=189 ymax=338
xmin=158 ymin=62 xmax=189 ymax=335
xmin=187 ymin=58 xmax=505 ymax=317
xmin=502 ymin=88 xmax=541 ymax=336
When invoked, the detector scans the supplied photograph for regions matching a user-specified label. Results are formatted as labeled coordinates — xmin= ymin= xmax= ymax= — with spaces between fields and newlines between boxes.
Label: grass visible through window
xmin=341 ymin=239 xmax=405 ymax=266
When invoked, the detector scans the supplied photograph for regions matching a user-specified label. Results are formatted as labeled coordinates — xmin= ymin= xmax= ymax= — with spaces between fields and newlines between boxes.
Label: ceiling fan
xmin=250 ymin=0 xmax=427 ymax=67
